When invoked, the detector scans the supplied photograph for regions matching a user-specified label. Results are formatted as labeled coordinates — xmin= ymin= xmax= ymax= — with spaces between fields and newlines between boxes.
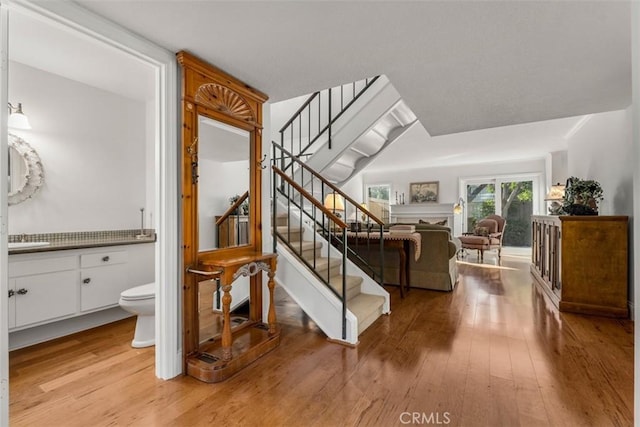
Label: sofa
xmin=352 ymin=223 xmax=461 ymax=292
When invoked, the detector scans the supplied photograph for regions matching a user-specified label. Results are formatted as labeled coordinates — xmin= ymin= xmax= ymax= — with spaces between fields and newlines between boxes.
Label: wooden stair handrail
xmin=272 ymin=166 xmax=347 ymax=229
xmin=273 ymin=142 xmax=384 ymax=226
xmin=216 ymin=191 xmax=249 ymax=226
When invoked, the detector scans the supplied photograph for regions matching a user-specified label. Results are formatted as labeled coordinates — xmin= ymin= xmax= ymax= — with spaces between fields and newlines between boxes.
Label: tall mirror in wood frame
xmin=197 ymin=115 xmax=251 ymax=253
xmin=196 ymin=115 xmax=252 ymax=345
xmin=178 ymin=51 xmax=271 ymax=376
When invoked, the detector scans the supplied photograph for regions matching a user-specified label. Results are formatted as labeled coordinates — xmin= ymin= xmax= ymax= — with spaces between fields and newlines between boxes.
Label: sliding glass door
xmin=499 ymin=180 xmax=533 ymax=247
xmin=462 ymin=174 xmax=540 ymax=247
xmin=466 ymin=183 xmax=496 ymax=232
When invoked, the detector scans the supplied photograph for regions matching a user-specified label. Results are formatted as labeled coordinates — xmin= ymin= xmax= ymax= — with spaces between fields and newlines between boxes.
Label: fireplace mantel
xmin=389 ymin=203 xmax=454 ymax=224
xmin=389 ymin=203 xmax=463 ymax=236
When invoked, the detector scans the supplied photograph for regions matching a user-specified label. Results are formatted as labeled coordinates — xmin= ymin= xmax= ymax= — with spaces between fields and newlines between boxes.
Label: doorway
xmin=1 ymin=2 xmax=178 ymax=424
xmin=461 ymin=174 xmax=542 ymax=249
xmin=365 ymin=184 xmax=390 ymax=224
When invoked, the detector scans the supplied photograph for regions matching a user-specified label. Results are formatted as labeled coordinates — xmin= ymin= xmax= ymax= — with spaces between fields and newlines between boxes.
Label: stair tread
xmin=290 ymin=241 xmax=322 ymax=251
xmin=276 ymin=225 xmax=302 ymax=232
xmin=275 ymin=214 xmax=289 ymax=226
xmin=313 ymin=257 xmax=342 ymax=270
xmin=326 ymin=275 xmax=363 ymax=298
xmin=328 ymin=274 xmax=362 ymax=287
xmin=348 ymin=293 xmax=386 ymax=321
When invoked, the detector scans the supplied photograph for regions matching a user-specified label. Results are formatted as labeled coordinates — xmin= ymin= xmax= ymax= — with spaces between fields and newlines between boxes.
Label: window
xmin=461 ymin=174 xmax=542 ymax=247
xmin=365 ymin=184 xmax=390 ymax=224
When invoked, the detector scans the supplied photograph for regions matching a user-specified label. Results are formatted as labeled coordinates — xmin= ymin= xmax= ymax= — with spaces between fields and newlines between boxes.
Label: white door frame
xmin=458 ymin=172 xmax=544 ymax=233
xmin=0 ymin=3 xmax=9 ymax=425
xmin=0 ymin=2 xmax=180 ymax=422
xmin=364 ymin=183 xmax=391 ymax=222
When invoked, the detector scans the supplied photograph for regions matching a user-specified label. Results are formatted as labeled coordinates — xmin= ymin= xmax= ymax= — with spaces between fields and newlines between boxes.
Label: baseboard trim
xmin=9 ymin=307 xmax=131 ymax=351
xmin=327 ymin=337 xmax=359 ymax=348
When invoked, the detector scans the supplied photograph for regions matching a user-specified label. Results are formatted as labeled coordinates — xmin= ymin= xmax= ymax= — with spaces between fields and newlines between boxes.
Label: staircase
xmin=275 ymin=212 xmax=388 ymax=341
xmin=271 ymin=76 xmax=402 ymax=345
xmin=279 ymin=75 xmax=417 ymax=187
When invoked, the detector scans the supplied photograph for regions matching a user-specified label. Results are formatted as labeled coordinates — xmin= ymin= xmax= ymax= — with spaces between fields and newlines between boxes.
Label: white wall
xmin=566 ymin=109 xmax=633 ymax=216
xmin=8 ymin=61 xmax=151 ymax=233
xmin=565 ymin=108 xmax=634 ymax=308
xmin=547 ymin=150 xmax=568 ymax=189
xmin=339 ymin=171 xmax=364 ymax=204
xmin=360 ymin=157 xmax=546 ymax=207
xmin=145 ymin=100 xmax=155 ymax=228
xmin=270 ymin=94 xmax=308 ymax=143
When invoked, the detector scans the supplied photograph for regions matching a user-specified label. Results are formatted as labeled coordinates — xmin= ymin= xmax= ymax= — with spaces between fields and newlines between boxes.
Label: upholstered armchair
xmin=458 ymin=214 xmax=506 ymax=263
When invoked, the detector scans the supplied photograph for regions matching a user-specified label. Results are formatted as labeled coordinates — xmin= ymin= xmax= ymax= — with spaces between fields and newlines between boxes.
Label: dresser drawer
xmin=9 ymin=255 xmax=77 ymax=277
xmin=80 ymin=251 xmax=127 ymax=268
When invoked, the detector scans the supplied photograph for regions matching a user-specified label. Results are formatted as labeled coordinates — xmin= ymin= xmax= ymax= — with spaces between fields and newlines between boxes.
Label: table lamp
xmin=545 ymin=183 xmax=565 ymax=215
xmin=324 ymin=193 xmax=345 ymax=218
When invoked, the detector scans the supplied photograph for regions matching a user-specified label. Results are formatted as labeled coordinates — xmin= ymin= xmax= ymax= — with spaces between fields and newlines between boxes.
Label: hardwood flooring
xmin=9 ymin=254 xmax=634 ymax=426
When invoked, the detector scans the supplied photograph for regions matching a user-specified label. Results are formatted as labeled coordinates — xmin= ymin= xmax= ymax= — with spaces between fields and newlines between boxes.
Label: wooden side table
xmin=186 ymin=252 xmax=279 ymax=382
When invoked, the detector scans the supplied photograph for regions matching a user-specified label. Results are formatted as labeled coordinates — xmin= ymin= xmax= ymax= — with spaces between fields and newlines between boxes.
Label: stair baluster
xmin=272 ymin=141 xmax=387 ymax=340
xmin=279 ymin=76 xmax=379 ymax=174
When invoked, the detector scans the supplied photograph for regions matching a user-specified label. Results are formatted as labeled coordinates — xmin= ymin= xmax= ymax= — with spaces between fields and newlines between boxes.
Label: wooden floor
xmin=9 ymin=254 xmax=634 ymax=426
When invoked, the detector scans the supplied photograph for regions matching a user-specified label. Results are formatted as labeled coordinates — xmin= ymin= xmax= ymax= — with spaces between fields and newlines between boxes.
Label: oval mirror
xmin=8 ymin=133 xmax=44 ymax=205
xmin=197 ymin=115 xmax=251 ymax=252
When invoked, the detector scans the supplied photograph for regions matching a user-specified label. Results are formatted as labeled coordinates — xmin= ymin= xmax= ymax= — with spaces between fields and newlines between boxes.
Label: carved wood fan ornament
xmin=195 ymin=83 xmax=257 ymax=125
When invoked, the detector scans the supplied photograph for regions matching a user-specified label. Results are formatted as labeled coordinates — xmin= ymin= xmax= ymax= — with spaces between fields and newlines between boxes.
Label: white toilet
xmin=119 ymin=283 xmax=155 ymax=348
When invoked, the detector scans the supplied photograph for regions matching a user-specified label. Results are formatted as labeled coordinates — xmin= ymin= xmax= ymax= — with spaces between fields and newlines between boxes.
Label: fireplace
xmin=389 ymin=203 xmax=458 ymax=233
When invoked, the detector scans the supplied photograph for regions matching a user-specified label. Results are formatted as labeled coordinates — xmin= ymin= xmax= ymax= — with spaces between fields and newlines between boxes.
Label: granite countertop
xmin=8 ymin=230 xmax=157 ymax=255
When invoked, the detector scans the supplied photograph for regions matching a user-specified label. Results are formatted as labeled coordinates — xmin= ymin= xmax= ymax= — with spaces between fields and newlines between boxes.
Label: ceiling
xmin=14 ymin=1 xmax=631 ymax=170
xmin=76 ymin=0 xmax=631 ymax=137
xmin=364 ymin=114 xmax=586 ymax=172
xmin=9 ymin=9 xmax=155 ymax=101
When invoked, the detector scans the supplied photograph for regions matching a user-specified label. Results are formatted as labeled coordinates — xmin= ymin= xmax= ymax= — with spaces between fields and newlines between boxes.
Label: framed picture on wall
xmin=409 ymin=181 xmax=439 ymax=203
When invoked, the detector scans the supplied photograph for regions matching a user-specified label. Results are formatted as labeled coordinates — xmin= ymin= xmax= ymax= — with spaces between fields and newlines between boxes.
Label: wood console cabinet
xmin=216 ymin=215 xmax=249 ymax=247
xmin=531 ymin=215 xmax=628 ymax=318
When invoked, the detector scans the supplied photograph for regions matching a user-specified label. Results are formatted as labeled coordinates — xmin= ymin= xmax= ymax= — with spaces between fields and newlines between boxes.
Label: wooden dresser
xmin=216 ymin=215 xmax=249 ymax=247
xmin=531 ymin=215 xmax=629 ymax=318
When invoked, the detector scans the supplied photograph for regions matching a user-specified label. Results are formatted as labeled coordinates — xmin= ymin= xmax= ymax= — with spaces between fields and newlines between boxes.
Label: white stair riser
xmin=275 ymin=198 xmax=389 ymax=340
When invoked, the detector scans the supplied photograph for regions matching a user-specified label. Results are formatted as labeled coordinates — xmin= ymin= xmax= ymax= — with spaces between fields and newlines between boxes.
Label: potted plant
xmin=562 ymin=176 xmax=604 ymax=215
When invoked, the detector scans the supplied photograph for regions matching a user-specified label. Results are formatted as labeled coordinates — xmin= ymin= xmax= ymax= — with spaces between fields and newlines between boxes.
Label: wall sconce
xmin=324 ymin=193 xmax=345 ymax=218
xmin=8 ymin=102 xmax=31 ymax=130
xmin=453 ymin=197 xmax=465 ymax=215
xmin=545 ymin=183 xmax=565 ymax=215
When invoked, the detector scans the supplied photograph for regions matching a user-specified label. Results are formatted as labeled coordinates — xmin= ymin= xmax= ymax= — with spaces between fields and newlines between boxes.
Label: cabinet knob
xmin=83 ymin=278 xmax=91 ymax=284
xmin=8 ymin=289 xmax=14 ymax=298
xmin=16 ymin=288 xmax=28 ymax=295
xmin=102 ymin=256 xmax=110 ymax=262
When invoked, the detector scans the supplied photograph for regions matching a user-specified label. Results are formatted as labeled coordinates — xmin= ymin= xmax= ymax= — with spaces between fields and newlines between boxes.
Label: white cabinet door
xmin=80 ymin=264 xmax=127 ymax=312
xmin=14 ymin=271 xmax=78 ymax=328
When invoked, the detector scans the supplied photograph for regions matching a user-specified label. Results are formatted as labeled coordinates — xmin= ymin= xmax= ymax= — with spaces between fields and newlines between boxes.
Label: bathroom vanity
xmin=8 ymin=235 xmax=154 ymax=350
